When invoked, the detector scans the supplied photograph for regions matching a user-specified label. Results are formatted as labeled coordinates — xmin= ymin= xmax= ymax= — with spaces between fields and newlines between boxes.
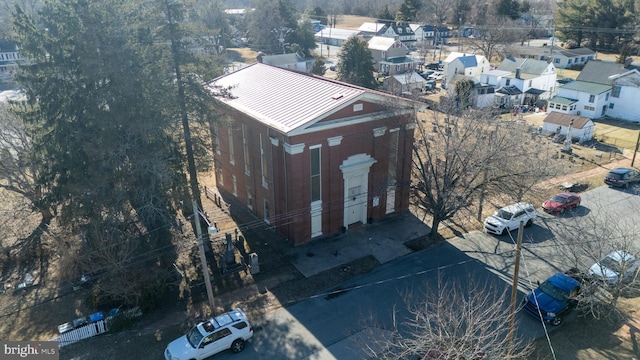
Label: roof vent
xmin=331 ymin=94 xmax=344 ymax=100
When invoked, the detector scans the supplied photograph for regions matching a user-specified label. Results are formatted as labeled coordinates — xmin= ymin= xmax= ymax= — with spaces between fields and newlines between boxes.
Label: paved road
xmin=216 ymin=185 xmax=640 ymax=359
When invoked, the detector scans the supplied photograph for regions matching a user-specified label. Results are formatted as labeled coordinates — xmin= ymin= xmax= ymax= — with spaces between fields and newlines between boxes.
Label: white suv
xmin=484 ymin=202 xmax=536 ymax=236
xmin=164 ymin=308 xmax=253 ymax=360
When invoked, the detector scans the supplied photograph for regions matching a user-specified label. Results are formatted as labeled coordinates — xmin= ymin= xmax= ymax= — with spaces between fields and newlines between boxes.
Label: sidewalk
xmin=536 ymin=156 xmax=631 ymax=189
xmin=137 ymin=155 xmax=634 ymax=336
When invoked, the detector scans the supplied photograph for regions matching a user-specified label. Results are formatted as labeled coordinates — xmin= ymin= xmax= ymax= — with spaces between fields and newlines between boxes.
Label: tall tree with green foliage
xmin=11 ymin=0 xmax=219 ymax=308
xmin=494 ymin=0 xmax=522 ymax=20
xmin=310 ymin=55 xmax=327 ymax=75
xmin=336 ymin=35 xmax=378 ymax=89
xmin=305 ymin=6 xmax=328 ymax=25
xmin=396 ymin=0 xmax=422 ymax=23
xmin=377 ymin=5 xmax=395 ymax=25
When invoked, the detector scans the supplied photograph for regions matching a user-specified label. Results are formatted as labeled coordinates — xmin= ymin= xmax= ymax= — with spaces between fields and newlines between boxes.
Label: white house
xmin=260 ymin=53 xmax=308 ymax=72
xmin=547 ymin=60 xmax=635 ymax=120
xmin=357 ymin=22 xmax=387 ymax=39
xmin=368 ymin=36 xmax=418 ymax=75
xmin=442 ymin=52 xmax=490 ymax=83
xmin=0 ymin=40 xmax=24 ymax=80
xmin=487 ymin=57 xmax=557 ymax=108
xmin=607 ymin=68 xmax=640 ymax=122
xmin=315 ymin=28 xmax=362 ymax=46
xmin=542 ymin=112 xmax=595 ymax=143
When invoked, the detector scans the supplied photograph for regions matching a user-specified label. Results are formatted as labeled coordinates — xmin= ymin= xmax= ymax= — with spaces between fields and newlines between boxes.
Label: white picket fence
xmin=49 ymin=320 xmax=108 ymax=348
xmin=48 ymin=307 xmax=142 ymax=348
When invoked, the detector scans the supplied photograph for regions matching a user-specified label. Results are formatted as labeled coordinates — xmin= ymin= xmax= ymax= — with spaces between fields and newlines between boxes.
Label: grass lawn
xmin=594 ymin=118 xmax=640 ymax=150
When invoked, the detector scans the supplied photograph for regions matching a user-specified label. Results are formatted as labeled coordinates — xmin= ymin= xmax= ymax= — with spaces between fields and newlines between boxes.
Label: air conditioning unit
xmin=576 ymin=111 xmax=581 ymax=115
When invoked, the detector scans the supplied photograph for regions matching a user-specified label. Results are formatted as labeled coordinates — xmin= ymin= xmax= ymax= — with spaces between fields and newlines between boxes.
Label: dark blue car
xmin=523 ymin=272 xmax=581 ymax=326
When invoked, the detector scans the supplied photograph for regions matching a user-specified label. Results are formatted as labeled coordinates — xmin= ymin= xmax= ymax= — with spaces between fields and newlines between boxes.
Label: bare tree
xmin=465 ymin=16 xmax=523 ymax=62
xmin=412 ymin=105 xmax=555 ymax=238
xmin=552 ymin=199 xmax=640 ymax=321
xmin=363 ymin=277 xmax=534 ymax=359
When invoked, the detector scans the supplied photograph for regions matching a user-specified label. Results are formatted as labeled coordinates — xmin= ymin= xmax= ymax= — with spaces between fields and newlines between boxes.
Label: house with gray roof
xmin=315 ymin=28 xmax=362 ymax=47
xmin=383 ymin=71 xmax=425 ymax=95
xmin=479 ymin=57 xmax=557 ymax=108
xmin=508 ymin=44 xmax=595 ymax=69
xmin=607 ymin=68 xmax=640 ymax=122
xmin=368 ymin=36 xmax=418 ymax=76
xmin=260 ymin=53 xmax=307 ymax=72
xmin=207 ymin=63 xmax=422 ymax=245
xmin=548 ymin=60 xmax=640 ymax=120
xmin=442 ymin=52 xmax=490 ymax=84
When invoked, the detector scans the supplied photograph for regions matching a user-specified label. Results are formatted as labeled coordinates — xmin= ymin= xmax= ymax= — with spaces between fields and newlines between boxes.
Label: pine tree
xmin=336 ymin=35 xmax=378 ymax=89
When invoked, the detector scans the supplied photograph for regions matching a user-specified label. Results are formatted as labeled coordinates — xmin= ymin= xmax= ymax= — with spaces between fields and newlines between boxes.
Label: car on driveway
xmin=542 ymin=193 xmax=581 ymax=214
xmin=164 ymin=308 xmax=253 ymax=360
xmin=604 ymin=167 xmax=640 ymax=188
xmin=483 ymin=202 xmax=536 ymax=236
xmin=588 ymin=250 xmax=639 ymax=286
xmin=427 ymin=72 xmax=444 ymax=80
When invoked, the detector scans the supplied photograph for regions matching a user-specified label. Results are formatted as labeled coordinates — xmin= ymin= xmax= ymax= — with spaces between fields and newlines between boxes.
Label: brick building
xmin=207 ymin=63 xmax=421 ymax=245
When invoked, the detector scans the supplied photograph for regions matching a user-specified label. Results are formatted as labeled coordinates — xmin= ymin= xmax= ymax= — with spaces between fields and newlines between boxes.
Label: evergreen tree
xmin=310 ymin=55 xmax=327 ymax=76
xmin=336 ymin=35 xmax=378 ymax=89
xmin=377 ymin=5 xmax=395 ymax=25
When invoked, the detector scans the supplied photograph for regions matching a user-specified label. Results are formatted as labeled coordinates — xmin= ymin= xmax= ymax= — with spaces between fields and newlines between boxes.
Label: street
xmin=216 ymin=184 xmax=640 ymax=359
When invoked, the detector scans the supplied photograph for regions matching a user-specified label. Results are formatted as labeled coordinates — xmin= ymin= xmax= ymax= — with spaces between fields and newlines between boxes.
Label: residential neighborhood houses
xmin=3 ymin=6 xmax=640 ymax=358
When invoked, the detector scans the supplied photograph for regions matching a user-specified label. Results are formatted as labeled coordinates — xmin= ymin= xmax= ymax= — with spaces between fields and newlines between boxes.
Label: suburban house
xmin=548 ymin=60 xmax=640 ymax=121
xmin=510 ymin=45 xmax=596 ymax=69
xmin=259 ymin=53 xmax=308 ymax=72
xmin=542 ymin=112 xmax=595 ymax=143
xmin=445 ymin=74 xmax=495 ymax=108
xmin=0 ymin=40 xmax=24 ymax=80
xmin=383 ymin=71 xmax=425 ymax=95
xmin=442 ymin=52 xmax=490 ymax=83
xmin=358 ymin=23 xmax=416 ymax=44
xmin=368 ymin=36 xmax=418 ymax=76
xmin=383 ymin=24 xmax=416 ymax=44
xmin=481 ymin=57 xmax=557 ymax=108
xmin=607 ymin=67 xmax=640 ymax=122
xmin=206 ymin=63 xmax=421 ymax=245
xmin=357 ymin=22 xmax=387 ymax=39
xmin=410 ymin=24 xmax=451 ymax=44
xmin=315 ymin=28 xmax=362 ymax=47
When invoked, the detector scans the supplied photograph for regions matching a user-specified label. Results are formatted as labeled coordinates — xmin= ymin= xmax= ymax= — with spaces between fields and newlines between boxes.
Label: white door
xmin=347 ymin=185 xmax=363 ymax=225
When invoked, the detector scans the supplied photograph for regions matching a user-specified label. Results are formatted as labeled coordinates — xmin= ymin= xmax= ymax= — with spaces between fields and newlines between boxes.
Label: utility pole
xmin=507 ymin=221 xmax=524 ymax=355
xmin=632 ymin=130 xmax=640 ymax=167
xmin=193 ymin=199 xmax=215 ymax=312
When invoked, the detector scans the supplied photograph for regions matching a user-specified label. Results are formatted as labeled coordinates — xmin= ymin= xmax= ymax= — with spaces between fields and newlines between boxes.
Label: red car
xmin=542 ymin=193 xmax=581 ymax=214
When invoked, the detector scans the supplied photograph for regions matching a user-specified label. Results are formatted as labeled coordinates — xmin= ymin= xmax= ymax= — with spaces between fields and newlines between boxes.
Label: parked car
xmin=604 ymin=167 xmax=640 ymax=188
xmin=164 ymin=308 xmax=253 ymax=360
xmin=419 ymin=70 xmax=435 ymax=79
xmin=522 ymin=272 xmax=581 ymax=326
xmin=427 ymin=72 xmax=444 ymax=80
xmin=425 ymin=62 xmax=440 ymax=70
xmin=423 ymin=80 xmax=437 ymax=92
xmin=542 ymin=193 xmax=581 ymax=214
xmin=588 ymin=250 xmax=639 ymax=286
xmin=484 ymin=202 xmax=536 ymax=236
